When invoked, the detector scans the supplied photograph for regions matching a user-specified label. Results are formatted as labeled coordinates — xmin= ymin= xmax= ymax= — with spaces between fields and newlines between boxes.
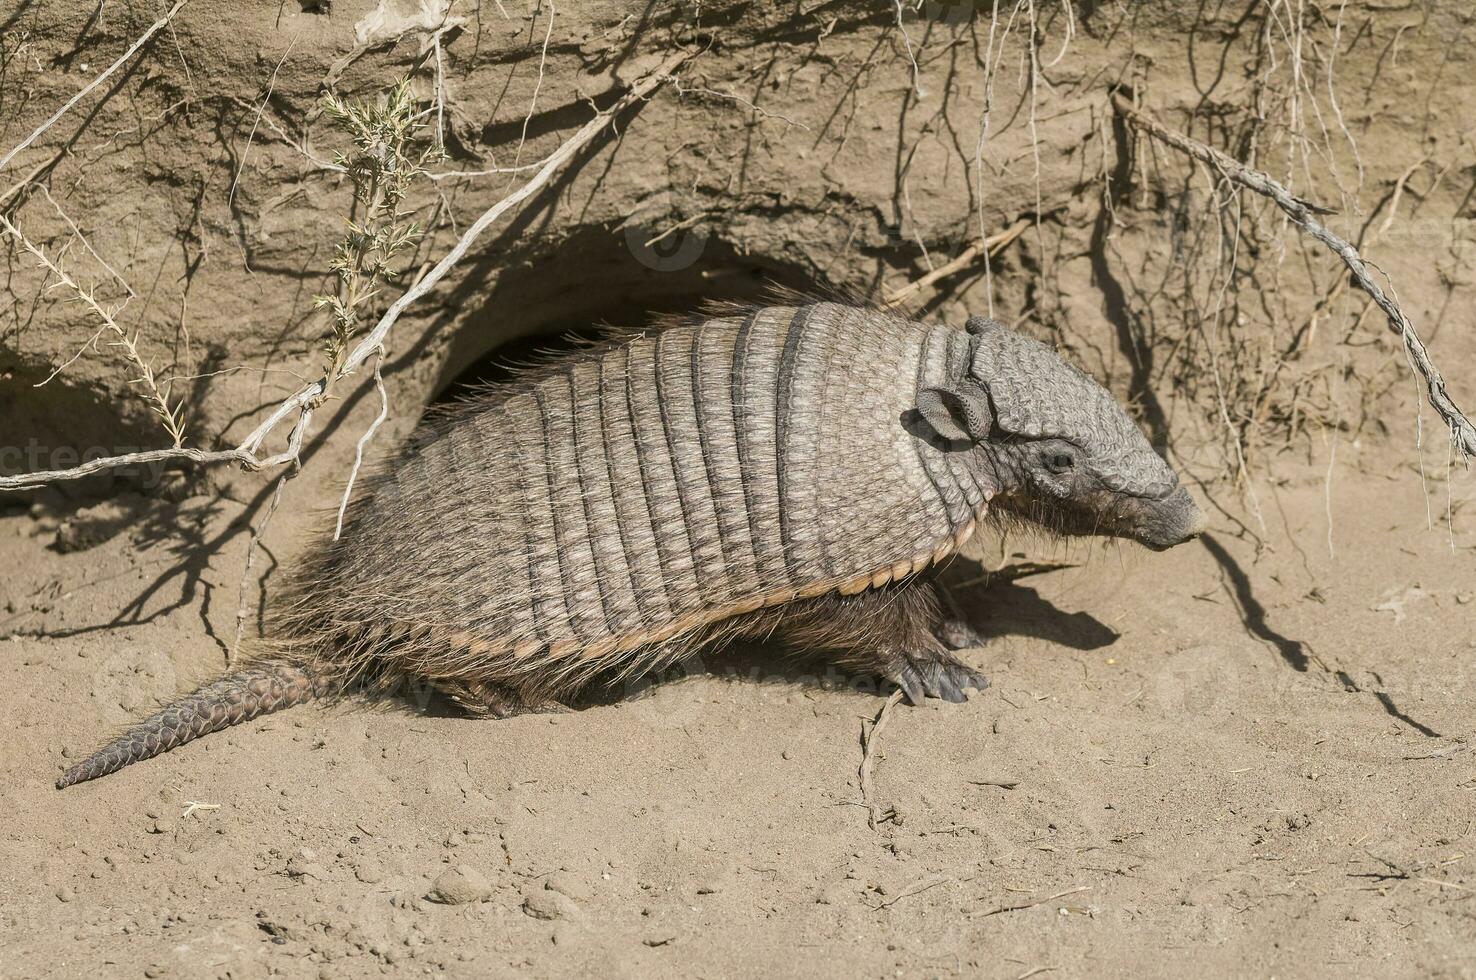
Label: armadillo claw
xmin=890 ymin=656 xmax=990 ymax=706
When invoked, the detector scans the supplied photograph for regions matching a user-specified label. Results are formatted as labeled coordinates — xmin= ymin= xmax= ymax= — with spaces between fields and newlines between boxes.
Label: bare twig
xmin=513 ymin=0 xmax=556 ymax=168
xmin=0 ymin=446 xmax=253 ymax=492
xmin=1111 ymin=92 xmax=1476 ymax=461
xmin=225 ymin=96 xmax=343 ymax=173
xmin=334 ymin=346 xmax=389 ymax=540
xmin=0 ymin=47 xmax=699 ymax=494
xmin=229 ymin=33 xmax=299 ymax=209
xmin=859 ymin=688 xmax=905 ymax=831
xmin=180 ymin=800 xmax=220 ymax=819
xmin=427 ymin=157 xmax=551 ymax=180
xmin=232 ymin=468 xmax=292 ymax=661
xmin=969 ymin=884 xmax=1091 ymax=918
xmin=869 ymin=877 xmax=949 ymax=911
xmin=883 ymin=217 xmax=1030 ymax=308
xmin=892 ymin=0 xmax=922 ymax=98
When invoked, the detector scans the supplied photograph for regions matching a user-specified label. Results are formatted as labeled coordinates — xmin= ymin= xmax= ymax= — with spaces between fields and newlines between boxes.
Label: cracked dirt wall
xmin=4 ymin=1 xmax=1468 ymax=497
xmin=3 ymin=2 xmax=1476 ymax=978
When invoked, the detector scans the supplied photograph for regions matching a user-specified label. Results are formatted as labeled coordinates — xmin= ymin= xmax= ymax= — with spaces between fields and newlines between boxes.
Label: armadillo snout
xmin=1133 ymin=485 xmax=1207 ymax=551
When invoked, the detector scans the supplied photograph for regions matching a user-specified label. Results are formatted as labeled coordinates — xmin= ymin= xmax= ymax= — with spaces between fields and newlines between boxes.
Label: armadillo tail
xmin=57 ymin=661 xmax=337 ymax=789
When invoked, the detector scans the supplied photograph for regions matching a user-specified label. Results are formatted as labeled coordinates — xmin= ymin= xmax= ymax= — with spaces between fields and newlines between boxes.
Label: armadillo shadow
xmin=573 ymin=570 xmax=1118 ymax=708
xmin=939 ymin=570 xmax=1120 ymax=653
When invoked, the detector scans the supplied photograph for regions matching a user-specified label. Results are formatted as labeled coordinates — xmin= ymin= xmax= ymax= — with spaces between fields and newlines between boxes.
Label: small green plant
xmin=314 ymin=77 xmax=442 ymax=393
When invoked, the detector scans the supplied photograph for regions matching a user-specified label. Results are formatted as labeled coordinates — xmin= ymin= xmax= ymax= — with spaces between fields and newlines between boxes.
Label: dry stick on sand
xmin=858 ymin=688 xmax=905 ymax=831
xmin=0 ymin=46 xmax=700 ymax=494
xmin=1109 ymin=92 xmax=1476 ymax=462
xmin=969 ymin=884 xmax=1092 ymax=918
xmin=882 ymin=217 xmax=1031 ymax=308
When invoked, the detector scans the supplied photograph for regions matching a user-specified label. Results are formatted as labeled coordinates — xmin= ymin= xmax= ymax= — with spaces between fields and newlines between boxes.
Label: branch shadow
xmin=1199 ymin=531 xmax=1442 ymax=738
xmin=1199 ymin=531 xmax=1309 ymax=672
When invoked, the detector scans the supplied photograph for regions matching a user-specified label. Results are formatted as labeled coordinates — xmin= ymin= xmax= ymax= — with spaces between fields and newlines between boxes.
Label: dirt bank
xmin=2 ymin=1 xmax=1474 ymax=977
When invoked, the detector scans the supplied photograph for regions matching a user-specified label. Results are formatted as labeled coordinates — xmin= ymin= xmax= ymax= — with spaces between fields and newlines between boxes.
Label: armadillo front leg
xmin=775 ymin=583 xmax=990 ymax=706
xmin=931 ymin=580 xmax=989 ymax=651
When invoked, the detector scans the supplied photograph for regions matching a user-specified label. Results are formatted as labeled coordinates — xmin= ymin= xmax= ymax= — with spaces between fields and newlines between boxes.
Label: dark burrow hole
xmin=428 ymin=225 xmax=819 ymax=404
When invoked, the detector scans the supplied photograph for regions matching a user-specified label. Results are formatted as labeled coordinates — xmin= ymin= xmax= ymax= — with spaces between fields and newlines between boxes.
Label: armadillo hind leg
xmin=769 ymin=581 xmax=990 ymax=706
xmin=436 ymin=678 xmax=571 ymax=719
xmin=934 ymin=617 xmax=988 ymax=651
xmin=56 ymin=661 xmax=334 ymax=789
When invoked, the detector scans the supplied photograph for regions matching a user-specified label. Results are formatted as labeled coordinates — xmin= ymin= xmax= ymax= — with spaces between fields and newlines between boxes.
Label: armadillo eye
xmin=1045 ymin=452 xmax=1075 ymax=474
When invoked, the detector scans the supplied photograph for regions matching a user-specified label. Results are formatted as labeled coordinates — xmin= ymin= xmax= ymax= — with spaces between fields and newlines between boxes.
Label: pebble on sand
xmin=429 ymin=865 xmax=492 ymax=905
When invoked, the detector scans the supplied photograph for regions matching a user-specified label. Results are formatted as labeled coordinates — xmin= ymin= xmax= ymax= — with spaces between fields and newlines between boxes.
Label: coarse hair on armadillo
xmin=272 ymin=294 xmax=983 ymax=692
xmin=59 ymin=296 xmax=996 ymax=787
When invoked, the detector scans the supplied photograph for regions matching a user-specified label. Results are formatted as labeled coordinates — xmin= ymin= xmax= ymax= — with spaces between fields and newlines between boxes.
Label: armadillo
xmin=57 ymin=301 xmax=1205 ymax=788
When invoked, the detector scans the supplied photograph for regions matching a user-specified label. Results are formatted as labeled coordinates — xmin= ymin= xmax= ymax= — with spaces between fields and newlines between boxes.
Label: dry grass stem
xmin=0 ymin=47 xmax=699 ymax=494
xmin=859 ymin=688 xmax=905 ymax=831
xmin=0 ymin=213 xmax=186 ymax=446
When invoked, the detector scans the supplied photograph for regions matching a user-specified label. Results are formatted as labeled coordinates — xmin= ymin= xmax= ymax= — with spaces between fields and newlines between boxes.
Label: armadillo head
xmin=914 ymin=317 xmax=1206 ymax=551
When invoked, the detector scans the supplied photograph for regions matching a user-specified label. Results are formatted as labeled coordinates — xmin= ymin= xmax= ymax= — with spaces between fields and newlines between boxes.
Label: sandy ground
xmin=3 ymin=2 xmax=1476 ymax=977
xmin=2 ymin=448 xmax=1473 ymax=979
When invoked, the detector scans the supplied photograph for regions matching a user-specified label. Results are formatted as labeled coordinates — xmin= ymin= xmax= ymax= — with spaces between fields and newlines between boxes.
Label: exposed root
xmin=0 ymin=46 xmax=702 ymax=495
xmin=1111 ymin=92 xmax=1476 ymax=462
xmin=883 ymin=217 xmax=1029 ymax=308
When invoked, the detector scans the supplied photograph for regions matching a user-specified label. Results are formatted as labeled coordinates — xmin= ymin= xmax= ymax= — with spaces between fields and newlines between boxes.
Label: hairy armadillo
xmin=58 ymin=300 xmax=1205 ymax=788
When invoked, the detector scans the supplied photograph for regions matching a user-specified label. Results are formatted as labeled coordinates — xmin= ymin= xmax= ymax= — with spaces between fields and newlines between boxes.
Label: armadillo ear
xmin=964 ymin=315 xmax=1005 ymax=337
xmin=916 ymin=384 xmax=994 ymax=445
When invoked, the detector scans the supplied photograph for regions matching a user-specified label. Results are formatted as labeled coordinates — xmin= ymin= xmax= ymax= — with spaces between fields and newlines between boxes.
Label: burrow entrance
xmin=429 ymin=223 xmax=818 ymax=403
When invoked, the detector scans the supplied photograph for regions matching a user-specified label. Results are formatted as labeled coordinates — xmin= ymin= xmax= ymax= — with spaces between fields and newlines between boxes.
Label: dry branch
xmin=858 ymin=688 xmax=904 ymax=831
xmin=1110 ymin=92 xmax=1476 ymax=462
xmin=882 ymin=217 xmax=1031 ymax=308
xmin=0 ymin=47 xmax=699 ymax=493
